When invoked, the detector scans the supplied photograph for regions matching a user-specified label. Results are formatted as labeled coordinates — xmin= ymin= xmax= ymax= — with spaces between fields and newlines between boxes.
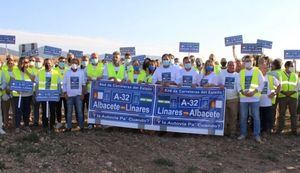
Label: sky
xmin=0 ymin=0 xmax=300 ymax=61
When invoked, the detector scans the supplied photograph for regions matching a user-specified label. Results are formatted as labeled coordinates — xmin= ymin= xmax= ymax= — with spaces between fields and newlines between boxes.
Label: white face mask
xmin=71 ymin=64 xmax=78 ymax=70
xmin=289 ymin=67 xmax=295 ymax=72
xmin=245 ymin=62 xmax=253 ymax=69
xmin=35 ymin=62 xmax=42 ymax=69
xmin=125 ymin=58 xmax=131 ymax=65
xmin=29 ymin=61 xmax=35 ymax=66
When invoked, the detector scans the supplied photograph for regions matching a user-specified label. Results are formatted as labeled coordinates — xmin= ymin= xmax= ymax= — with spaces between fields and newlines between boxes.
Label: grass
xmin=153 ymin=158 xmax=175 ymax=167
xmin=259 ymin=153 xmax=279 ymax=162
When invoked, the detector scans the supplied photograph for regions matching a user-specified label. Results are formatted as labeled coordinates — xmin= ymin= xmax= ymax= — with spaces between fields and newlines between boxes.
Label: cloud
xmin=0 ymin=28 xmax=173 ymax=58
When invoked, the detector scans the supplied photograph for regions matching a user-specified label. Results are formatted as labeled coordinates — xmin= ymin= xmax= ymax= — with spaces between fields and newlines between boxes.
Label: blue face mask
xmin=133 ymin=66 xmax=140 ymax=71
xmin=81 ymin=61 xmax=88 ymax=66
xmin=205 ymin=66 xmax=214 ymax=72
xmin=148 ymin=65 xmax=155 ymax=71
xmin=58 ymin=62 xmax=65 ymax=68
xmin=184 ymin=63 xmax=192 ymax=70
xmin=162 ymin=60 xmax=170 ymax=67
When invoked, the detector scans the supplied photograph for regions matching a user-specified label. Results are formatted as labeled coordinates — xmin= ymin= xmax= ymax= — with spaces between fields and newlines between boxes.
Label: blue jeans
xmin=67 ymin=95 xmax=83 ymax=129
xmin=239 ymin=101 xmax=261 ymax=137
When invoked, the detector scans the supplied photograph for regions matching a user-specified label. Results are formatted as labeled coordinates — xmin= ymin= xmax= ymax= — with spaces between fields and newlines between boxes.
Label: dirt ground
xmin=0 ymin=125 xmax=300 ymax=173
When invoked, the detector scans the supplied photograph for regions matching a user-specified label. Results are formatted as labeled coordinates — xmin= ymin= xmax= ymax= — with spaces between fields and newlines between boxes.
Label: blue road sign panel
xmin=36 ymin=90 xmax=60 ymax=102
xmin=104 ymin=54 xmax=113 ymax=61
xmin=257 ymin=39 xmax=273 ymax=49
xmin=284 ymin=50 xmax=300 ymax=59
xmin=224 ymin=35 xmax=243 ymax=46
xmin=69 ymin=50 xmax=83 ymax=58
xmin=0 ymin=35 xmax=16 ymax=44
xmin=120 ymin=47 xmax=136 ymax=56
xmin=44 ymin=46 xmax=62 ymax=56
xmin=241 ymin=43 xmax=263 ymax=54
xmin=88 ymin=81 xmax=155 ymax=127
xmin=179 ymin=42 xmax=200 ymax=53
xmin=10 ymin=80 xmax=33 ymax=92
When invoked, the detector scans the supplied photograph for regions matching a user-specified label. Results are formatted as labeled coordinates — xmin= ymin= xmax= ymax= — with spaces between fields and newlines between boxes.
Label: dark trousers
xmin=82 ymin=93 xmax=89 ymax=121
xmin=260 ymin=106 xmax=273 ymax=133
xmin=56 ymin=97 xmax=67 ymax=123
xmin=13 ymin=96 xmax=32 ymax=128
xmin=41 ymin=102 xmax=56 ymax=129
xmin=33 ymin=99 xmax=41 ymax=125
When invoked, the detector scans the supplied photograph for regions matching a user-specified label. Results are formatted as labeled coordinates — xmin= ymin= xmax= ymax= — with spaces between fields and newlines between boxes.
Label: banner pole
xmin=18 ymin=94 xmax=22 ymax=108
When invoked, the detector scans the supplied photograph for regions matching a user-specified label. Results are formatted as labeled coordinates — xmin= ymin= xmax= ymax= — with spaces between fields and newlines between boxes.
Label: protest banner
xmin=241 ymin=43 xmax=262 ymax=54
xmin=120 ymin=47 xmax=136 ymax=56
xmin=44 ymin=45 xmax=62 ymax=56
xmin=284 ymin=50 xmax=300 ymax=59
xmin=257 ymin=39 xmax=273 ymax=49
xmin=69 ymin=49 xmax=83 ymax=58
xmin=88 ymin=81 xmax=225 ymax=135
xmin=179 ymin=42 xmax=200 ymax=53
xmin=224 ymin=35 xmax=243 ymax=46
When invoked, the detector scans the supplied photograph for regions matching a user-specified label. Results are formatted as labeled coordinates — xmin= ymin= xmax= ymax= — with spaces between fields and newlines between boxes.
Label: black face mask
xmin=221 ymin=62 xmax=227 ymax=67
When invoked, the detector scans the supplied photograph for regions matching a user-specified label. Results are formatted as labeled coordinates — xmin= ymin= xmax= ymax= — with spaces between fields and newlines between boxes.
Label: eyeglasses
xmin=24 ymin=61 xmax=29 ymax=64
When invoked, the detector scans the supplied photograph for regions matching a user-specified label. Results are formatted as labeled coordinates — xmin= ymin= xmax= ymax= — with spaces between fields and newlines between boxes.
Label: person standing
xmin=220 ymin=60 xmax=239 ymax=137
xmin=276 ymin=61 xmax=298 ymax=135
xmin=63 ymin=58 xmax=86 ymax=132
xmin=237 ymin=55 xmax=265 ymax=143
xmin=35 ymin=59 xmax=61 ymax=131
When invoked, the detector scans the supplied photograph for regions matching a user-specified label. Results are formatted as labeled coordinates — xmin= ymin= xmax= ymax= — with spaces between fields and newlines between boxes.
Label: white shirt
xmin=220 ymin=70 xmax=239 ymax=100
xmin=199 ymin=72 xmax=220 ymax=87
xmin=63 ymin=69 xmax=86 ymax=97
xmin=237 ymin=68 xmax=265 ymax=103
xmin=176 ymin=68 xmax=202 ymax=87
xmin=152 ymin=65 xmax=178 ymax=84
xmin=260 ymin=75 xmax=280 ymax=107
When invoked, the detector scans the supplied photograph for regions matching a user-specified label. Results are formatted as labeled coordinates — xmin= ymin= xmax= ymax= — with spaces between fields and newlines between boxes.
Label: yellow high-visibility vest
xmin=278 ymin=71 xmax=298 ymax=99
xmin=127 ymin=70 xmax=146 ymax=83
xmin=86 ymin=63 xmax=104 ymax=92
xmin=38 ymin=69 xmax=60 ymax=90
xmin=107 ymin=63 xmax=125 ymax=80
xmin=240 ymin=68 xmax=261 ymax=98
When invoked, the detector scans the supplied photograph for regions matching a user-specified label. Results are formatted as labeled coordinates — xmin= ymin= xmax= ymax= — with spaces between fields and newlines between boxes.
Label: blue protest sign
xmin=179 ymin=42 xmax=200 ymax=53
xmin=120 ymin=47 xmax=136 ymax=56
xmin=88 ymin=81 xmax=155 ymax=128
xmin=154 ymin=87 xmax=225 ymax=135
xmin=0 ymin=35 xmax=16 ymax=44
xmin=132 ymin=55 xmax=146 ymax=64
xmin=44 ymin=45 xmax=62 ymax=56
xmin=284 ymin=50 xmax=300 ymax=59
xmin=224 ymin=35 xmax=243 ymax=46
xmin=104 ymin=54 xmax=113 ymax=61
xmin=69 ymin=49 xmax=83 ymax=58
xmin=10 ymin=80 xmax=33 ymax=92
xmin=241 ymin=43 xmax=262 ymax=54
xmin=36 ymin=90 xmax=60 ymax=102
xmin=257 ymin=39 xmax=273 ymax=49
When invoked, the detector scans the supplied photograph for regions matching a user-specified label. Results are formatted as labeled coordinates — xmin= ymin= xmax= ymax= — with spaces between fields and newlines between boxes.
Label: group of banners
xmin=88 ymin=81 xmax=225 ymax=136
xmin=1 ymin=34 xmax=300 ymax=59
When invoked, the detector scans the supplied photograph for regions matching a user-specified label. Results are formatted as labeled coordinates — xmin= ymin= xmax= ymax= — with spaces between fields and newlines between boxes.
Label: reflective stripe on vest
xmin=38 ymin=70 xmax=59 ymax=90
xmin=278 ymin=71 xmax=298 ymax=98
xmin=267 ymin=75 xmax=276 ymax=104
xmin=240 ymin=68 xmax=261 ymax=98
xmin=107 ymin=63 xmax=125 ymax=80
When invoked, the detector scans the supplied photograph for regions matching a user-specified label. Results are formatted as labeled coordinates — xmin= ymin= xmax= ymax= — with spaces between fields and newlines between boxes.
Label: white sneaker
xmin=0 ymin=128 xmax=6 ymax=135
xmin=55 ymin=123 xmax=63 ymax=129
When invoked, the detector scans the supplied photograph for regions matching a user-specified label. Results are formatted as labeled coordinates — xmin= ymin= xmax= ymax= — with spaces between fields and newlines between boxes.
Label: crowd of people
xmin=0 ymin=46 xmax=299 ymax=143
